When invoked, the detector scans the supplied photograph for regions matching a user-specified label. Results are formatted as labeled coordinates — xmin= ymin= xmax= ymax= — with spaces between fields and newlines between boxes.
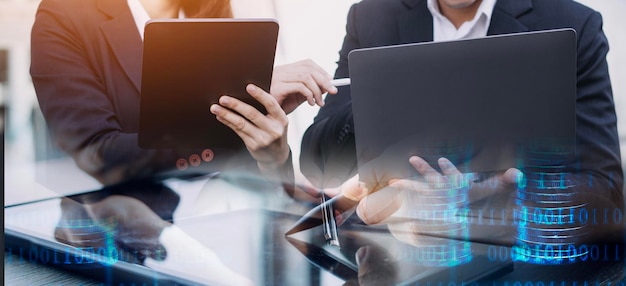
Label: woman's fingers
xmin=210 ymin=101 xmax=256 ymax=138
xmin=209 ymin=84 xmax=289 ymax=167
xmin=210 ymin=84 xmax=287 ymax=139
xmin=245 ymin=84 xmax=286 ymax=119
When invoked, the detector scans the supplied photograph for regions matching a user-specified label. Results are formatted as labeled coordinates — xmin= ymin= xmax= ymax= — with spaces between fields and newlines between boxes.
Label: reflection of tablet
xmin=138 ymin=19 xmax=279 ymax=149
xmin=4 ymin=179 xmax=514 ymax=285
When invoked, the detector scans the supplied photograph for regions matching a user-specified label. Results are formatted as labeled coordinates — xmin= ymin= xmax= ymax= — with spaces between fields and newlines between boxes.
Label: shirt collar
xmin=127 ymin=0 xmax=185 ymax=41
xmin=427 ymin=0 xmax=497 ymax=28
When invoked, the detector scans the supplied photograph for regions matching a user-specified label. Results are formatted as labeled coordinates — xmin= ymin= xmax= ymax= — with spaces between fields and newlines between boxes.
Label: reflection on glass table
xmin=4 ymin=171 xmax=625 ymax=285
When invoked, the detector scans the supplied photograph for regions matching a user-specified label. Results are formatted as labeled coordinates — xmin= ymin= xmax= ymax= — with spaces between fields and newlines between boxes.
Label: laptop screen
xmin=348 ymin=29 xmax=576 ymax=185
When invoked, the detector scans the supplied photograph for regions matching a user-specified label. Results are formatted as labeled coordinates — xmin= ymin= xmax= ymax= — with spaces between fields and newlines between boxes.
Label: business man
xmin=300 ymin=0 xmax=623 ymax=238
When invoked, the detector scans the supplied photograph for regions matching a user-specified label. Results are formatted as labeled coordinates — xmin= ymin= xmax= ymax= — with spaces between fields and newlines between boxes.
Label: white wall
xmin=1 ymin=0 xmax=39 ymax=165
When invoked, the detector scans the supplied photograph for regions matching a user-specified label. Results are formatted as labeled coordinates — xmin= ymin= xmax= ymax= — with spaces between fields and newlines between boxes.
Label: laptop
xmin=138 ymin=19 xmax=279 ymax=149
xmin=348 ymin=29 xmax=577 ymax=186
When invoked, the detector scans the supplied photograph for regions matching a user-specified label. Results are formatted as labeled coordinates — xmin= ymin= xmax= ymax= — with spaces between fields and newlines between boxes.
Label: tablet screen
xmin=138 ymin=19 xmax=278 ymax=149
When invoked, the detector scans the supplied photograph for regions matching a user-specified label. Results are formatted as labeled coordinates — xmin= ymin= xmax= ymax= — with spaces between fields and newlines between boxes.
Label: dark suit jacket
xmin=300 ymin=0 xmax=623 ymax=204
xmin=31 ymin=0 xmax=258 ymax=184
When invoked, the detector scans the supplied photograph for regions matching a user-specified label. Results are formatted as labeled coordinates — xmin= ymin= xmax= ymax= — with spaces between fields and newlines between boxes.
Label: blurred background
xmin=2 ymin=0 xmax=625 ymax=203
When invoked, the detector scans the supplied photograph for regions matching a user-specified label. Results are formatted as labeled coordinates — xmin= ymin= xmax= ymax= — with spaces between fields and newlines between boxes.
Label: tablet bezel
xmin=138 ymin=18 xmax=279 ymax=149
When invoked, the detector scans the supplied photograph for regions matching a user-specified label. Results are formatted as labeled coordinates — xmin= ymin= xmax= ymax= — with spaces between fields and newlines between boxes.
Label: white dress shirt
xmin=127 ymin=0 xmax=185 ymax=41
xmin=427 ymin=0 xmax=497 ymax=42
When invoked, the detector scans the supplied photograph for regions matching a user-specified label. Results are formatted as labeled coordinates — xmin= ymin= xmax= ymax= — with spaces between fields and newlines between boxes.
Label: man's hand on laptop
xmin=270 ymin=59 xmax=337 ymax=114
xmin=354 ymin=156 xmax=522 ymax=224
xmin=333 ymin=156 xmax=522 ymax=245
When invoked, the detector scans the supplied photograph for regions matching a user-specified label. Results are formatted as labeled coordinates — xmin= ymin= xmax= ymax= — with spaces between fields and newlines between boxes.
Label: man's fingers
xmin=356 ymin=186 xmax=403 ymax=225
xmin=502 ymin=168 xmax=523 ymax=185
xmin=438 ymin=157 xmax=469 ymax=188
xmin=340 ymin=175 xmax=368 ymax=202
xmin=387 ymin=178 xmax=428 ymax=192
xmin=468 ymin=168 xmax=524 ymax=202
xmin=272 ymin=82 xmax=313 ymax=105
xmin=272 ymin=61 xmax=336 ymax=107
xmin=294 ymin=59 xmax=336 ymax=93
xmin=289 ymin=71 xmax=336 ymax=106
xmin=438 ymin=157 xmax=461 ymax=177
xmin=409 ymin=156 xmax=449 ymax=187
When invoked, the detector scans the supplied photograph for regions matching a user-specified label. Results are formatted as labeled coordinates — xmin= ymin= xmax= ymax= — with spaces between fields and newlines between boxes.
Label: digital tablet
xmin=138 ymin=19 xmax=279 ymax=149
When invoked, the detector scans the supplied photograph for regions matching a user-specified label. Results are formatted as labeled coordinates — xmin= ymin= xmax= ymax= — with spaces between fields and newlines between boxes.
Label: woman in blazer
xmin=31 ymin=0 xmax=336 ymax=185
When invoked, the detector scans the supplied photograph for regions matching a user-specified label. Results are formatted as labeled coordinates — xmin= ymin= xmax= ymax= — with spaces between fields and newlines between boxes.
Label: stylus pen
xmin=330 ymin=78 xmax=351 ymax=87
xmin=321 ymin=193 xmax=340 ymax=247
xmin=285 ymin=237 xmax=357 ymax=281
xmin=285 ymin=194 xmax=357 ymax=237
xmin=286 ymin=193 xmax=417 ymax=237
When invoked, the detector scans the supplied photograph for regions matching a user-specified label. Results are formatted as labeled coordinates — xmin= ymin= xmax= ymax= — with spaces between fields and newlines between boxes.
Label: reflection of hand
xmin=343 ymin=245 xmax=398 ymax=286
xmin=356 ymin=156 xmax=522 ymax=226
xmin=55 ymin=195 xmax=169 ymax=260
xmin=84 ymin=195 xmax=170 ymax=255
xmin=210 ymin=84 xmax=290 ymax=171
xmin=91 ymin=197 xmax=253 ymax=285
xmin=144 ymin=226 xmax=253 ymax=286
xmin=56 ymin=195 xmax=253 ymax=285
xmin=270 ymin=59 xmax=337 ymax=114
xmin=328 ymin=156 xmax=519 ymax=269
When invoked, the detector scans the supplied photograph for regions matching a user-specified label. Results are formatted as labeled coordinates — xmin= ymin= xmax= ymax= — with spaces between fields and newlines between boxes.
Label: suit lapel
xmin=397 ymin=0 xmax=534 ymax=41
xmin=98 ymin=0 xmax=143 ymax=92
xmin=488 ymin=0 xmax=533 ymax=35
xmin=397 ymin=0 xmax=433 ymax=44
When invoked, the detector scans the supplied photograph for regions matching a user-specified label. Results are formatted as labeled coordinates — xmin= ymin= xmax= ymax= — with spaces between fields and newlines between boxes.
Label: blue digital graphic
xmin=405 ymin=151 xmax=473 ymax=267
xmin=55 ymin=216 xmax=120 ymax=266
xmin=514 ymin=139 xmax=585 ymax=264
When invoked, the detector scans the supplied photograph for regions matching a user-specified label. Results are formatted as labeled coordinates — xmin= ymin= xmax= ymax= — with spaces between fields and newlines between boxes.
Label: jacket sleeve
xmin=299 ymin=4 xmax=364 ymax=188
xmin=30 ymin=0 xmax=251 ymax=185
xmin=571 ymin=10 xmax=623 ymax=207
